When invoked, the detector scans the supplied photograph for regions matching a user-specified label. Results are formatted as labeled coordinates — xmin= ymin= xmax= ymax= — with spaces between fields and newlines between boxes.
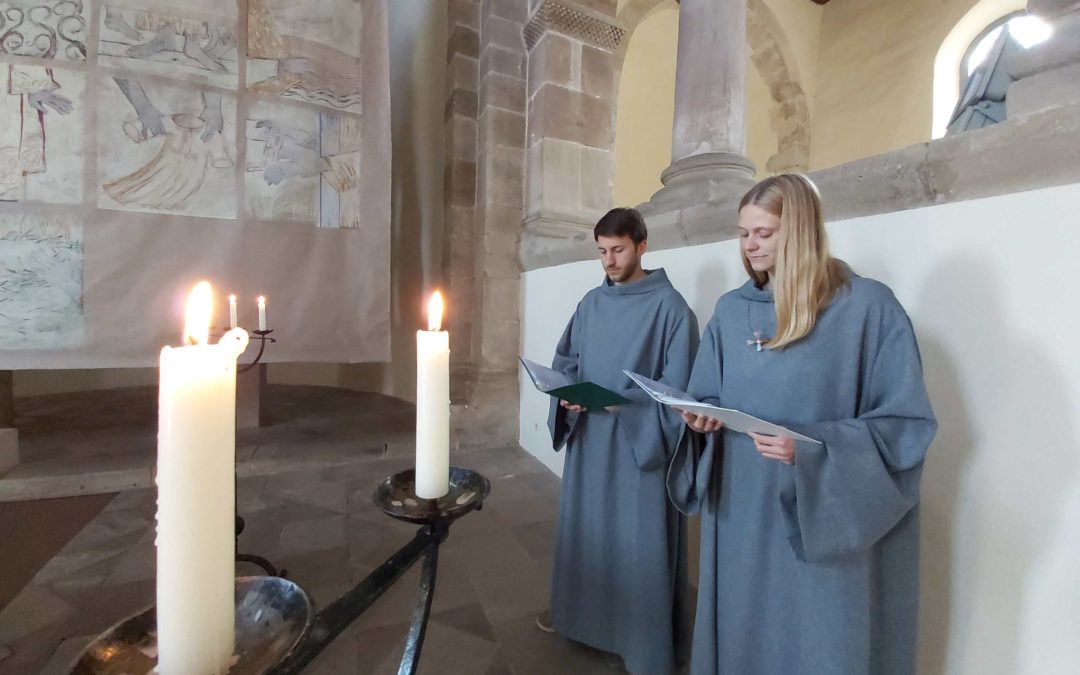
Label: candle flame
xmin=183 ymin=281 xmax=213 ymax=345
xmin=228 ymin=294 xmax=236 ymax=302
xmin=257 ymin=296 xmax=265 ymax=308
xmin=427 ymin=291 xmax=444 ymax=331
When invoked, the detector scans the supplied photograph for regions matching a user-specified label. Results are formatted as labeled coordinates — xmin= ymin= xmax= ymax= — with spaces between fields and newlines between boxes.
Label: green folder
xmin=519 ymin=357 xmax=631 ymax=409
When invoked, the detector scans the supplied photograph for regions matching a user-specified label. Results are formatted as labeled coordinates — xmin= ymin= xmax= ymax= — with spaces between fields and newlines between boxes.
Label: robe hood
xmin=599 ymin=268 xmax=672 ymax=296
xmin=737 ymin=279 xmax=773 ymax=303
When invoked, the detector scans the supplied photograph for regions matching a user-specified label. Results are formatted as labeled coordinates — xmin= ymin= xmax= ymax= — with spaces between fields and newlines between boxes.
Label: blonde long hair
xmin=739 ymin=174 xmax=847 ymax=349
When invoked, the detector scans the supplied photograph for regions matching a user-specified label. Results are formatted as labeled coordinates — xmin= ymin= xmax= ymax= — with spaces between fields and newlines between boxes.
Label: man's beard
xmin=607 ymin=262 xmax=639 ymax=283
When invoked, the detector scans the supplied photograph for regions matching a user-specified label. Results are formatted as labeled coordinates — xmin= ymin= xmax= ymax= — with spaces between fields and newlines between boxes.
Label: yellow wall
xmin=746 ymin=64 xmax=778 ymax=179
xmin=612 ymin=3 xmax=679 ymax=207
xmin=612 ymin=2 xmax=784 ymax=207
xmin=812 ymin=0 xmax=1013 ymax=169
xmin=759 ymin=0 xmax=824 ymax=117
xmin=612 ymin=0 xmax=1021 ymax=178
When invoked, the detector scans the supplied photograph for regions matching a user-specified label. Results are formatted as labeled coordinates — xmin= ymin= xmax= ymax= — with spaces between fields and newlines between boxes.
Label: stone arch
xmin=614 ymin=0 xmax=672 ymax=57
xmin=613 ymin=0 xmax=811 ymax=173
xmin=746 ymin=0 xmax=811 ymax=172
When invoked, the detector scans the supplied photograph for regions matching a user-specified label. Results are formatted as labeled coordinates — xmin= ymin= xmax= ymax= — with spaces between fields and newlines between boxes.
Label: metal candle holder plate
xmin=70 ymin=576 xmax=311 ymax=675
xmin=373 ymin=466 xmax=490 ymax=525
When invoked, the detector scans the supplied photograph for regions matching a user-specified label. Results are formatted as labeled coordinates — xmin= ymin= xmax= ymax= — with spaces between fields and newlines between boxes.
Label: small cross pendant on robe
xmin=747 ymin=331 xmax=768 ymax=352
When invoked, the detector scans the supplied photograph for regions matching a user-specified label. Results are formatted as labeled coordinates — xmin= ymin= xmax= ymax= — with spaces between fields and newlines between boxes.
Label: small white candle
xmin=415 ymin=291 xmax=449 ymax=499
xmin=156 ymin=282 xmax=248 ymax=675
xmin=257 ymin=295 xmax=266 ymax=331
xmin=228 ymin=294 xmax=237 ymax=329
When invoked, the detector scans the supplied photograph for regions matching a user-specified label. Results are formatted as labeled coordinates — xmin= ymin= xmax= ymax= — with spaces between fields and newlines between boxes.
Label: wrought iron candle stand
xmin=71 ymin=467 xmax=490 ymax=675
xmin=238 ymin=329 xmax=276 ymax=374
xmin=230 ymin=327 xmax=286 ymax=578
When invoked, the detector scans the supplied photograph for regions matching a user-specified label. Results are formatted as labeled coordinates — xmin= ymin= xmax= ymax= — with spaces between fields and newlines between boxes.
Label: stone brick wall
xmin=442 ymin=0 xmax=529 ymax=450
xmin=444 ymin=0 xmax=482 ymax=373
xmin=521 ymin=0 xmax=622 ymax=265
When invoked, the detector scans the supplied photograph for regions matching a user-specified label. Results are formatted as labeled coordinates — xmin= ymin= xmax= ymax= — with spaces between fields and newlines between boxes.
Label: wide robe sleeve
xmin=612 ymin=306 xmax=699 ymax=471
xmin=666 ymin=316 xmax=723 ymax=514
xmin=547 ymin=307 xmax=582 ymax=451
xmin=779 ymin=314 xmax=937 ymax=563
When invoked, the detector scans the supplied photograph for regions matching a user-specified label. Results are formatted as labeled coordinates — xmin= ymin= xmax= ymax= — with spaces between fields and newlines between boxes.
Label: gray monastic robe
xmin=668 ymin=273 xmax=937 ymax=675
xmin=548 ymin=268 xmax=698 ymax=675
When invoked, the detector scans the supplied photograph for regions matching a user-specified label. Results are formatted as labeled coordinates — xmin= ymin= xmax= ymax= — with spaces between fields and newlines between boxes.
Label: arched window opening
xmin=942 ymin=11 xmax=1053 ymax=136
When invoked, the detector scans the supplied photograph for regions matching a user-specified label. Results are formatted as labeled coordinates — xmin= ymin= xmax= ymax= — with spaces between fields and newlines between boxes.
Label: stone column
xmin=644 ymin=0 xmax=755 ymax=211
xmin=1006 ymin=0 xmax=1080 ymax=117
xmin=446 ymin=0 xmax=529 ymax=450
xmin=444 ymin=0 xmax=481 ymax=380
xmin=520 ymin=0 xmax=624 ymax=269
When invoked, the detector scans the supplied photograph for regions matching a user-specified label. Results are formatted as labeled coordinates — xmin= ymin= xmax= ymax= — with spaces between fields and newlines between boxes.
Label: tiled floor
xmin=0 ymin=385 xmax=694 ymax=674
xmin=0 ymin=385 xmax=416 ymax=501
xmin=0 ymin=449 xmax=631 ymax=674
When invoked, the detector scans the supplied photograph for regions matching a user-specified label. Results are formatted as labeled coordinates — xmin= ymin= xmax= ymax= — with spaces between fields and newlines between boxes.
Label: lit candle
xmin=156 ymin=282 xmax=248 ymax=675
xmin=228 ymin=294 xmax=237 ymax=329
xmin=415 ymin=291 xmax=449 ymax=498
xmin=257 ymin=296 xmax=266 ymax=331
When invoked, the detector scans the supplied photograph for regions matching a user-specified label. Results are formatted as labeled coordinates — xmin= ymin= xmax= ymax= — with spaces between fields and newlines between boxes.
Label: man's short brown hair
xmin=594 ymin=208 xmax=647 ymax=244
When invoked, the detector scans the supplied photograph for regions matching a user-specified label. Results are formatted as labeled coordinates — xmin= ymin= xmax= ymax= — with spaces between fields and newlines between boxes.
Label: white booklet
xmin=623 ymin=370 xmax=821 ymax=444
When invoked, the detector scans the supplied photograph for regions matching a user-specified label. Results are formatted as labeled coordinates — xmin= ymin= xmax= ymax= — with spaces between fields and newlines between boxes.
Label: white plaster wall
xmin=519 ymin=182 xmax=1080 ymax=675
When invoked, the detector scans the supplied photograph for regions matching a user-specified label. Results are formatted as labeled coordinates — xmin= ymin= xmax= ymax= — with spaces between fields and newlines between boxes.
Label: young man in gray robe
xmin=541 ymin=207 xmax=697 ymax=675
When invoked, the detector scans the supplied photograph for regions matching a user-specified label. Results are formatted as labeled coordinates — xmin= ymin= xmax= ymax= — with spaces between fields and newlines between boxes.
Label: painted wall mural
xmin=0 ymin=62 xmax=84 ymax=204
xmin=98 ymin=5 xmax=239 ymax=88
xmin=247 ymin=0 xmax=363 ymax=113
xmin=0 ymin=0 xmax=390 ymax=367
xmin=245 ymin=101 xmax=362 ymax=228
xmin=0 ymin=212 xmax=83 ymax=347
xmin=98 ymin=77 xmax=237 ymax=218
xmin=0 ymin=0 xmax=89 ymax=61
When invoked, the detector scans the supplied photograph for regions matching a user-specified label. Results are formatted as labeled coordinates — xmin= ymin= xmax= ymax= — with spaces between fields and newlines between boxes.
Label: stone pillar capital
xmin=520 ymin=212 xmax=597 ymax=270
xmin=524 ymin=0 xmax=623 ymax=52
xmin=642 ymin=152 xmax=755 ymax=213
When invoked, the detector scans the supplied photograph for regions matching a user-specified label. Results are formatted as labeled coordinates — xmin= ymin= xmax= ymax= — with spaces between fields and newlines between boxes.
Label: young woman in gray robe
xmin=546 ymin=208 xmax=697 ymax=675
xmin=671 ymin=174 xmax=937 ymax=675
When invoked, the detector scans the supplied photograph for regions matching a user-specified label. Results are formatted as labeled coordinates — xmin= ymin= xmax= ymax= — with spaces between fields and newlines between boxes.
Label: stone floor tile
xmin=279 ymin=515 xmax=347 ymax=557
xmin=38 ymin=633 xmax=94 ymax=675
xmin=0 ymin=585 xmax=75 ymax=644
xmin=512 ymin=519 xmax=557 ymax=570
xmin=491 ymin=615 xmax=624 ymax=675
xmin=487 ymin=493 xmax=560 ymax=528
xmin=472 ymin=560 xmax=550 ymax=627
xmin=102 ymin=540 xmax=156 ymax=585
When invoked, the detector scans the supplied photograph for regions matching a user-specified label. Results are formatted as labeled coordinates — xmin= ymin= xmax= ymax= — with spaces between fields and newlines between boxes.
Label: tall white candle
xmin=228 ymin=294 xmax=237 ymax=329
xmin=156 ymin=282 xmax=248 ymax=675
xmin=257 ymin=296 xmax=266 ymax=331
xmin=415 ymin=291 xmax=449 ymax=498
